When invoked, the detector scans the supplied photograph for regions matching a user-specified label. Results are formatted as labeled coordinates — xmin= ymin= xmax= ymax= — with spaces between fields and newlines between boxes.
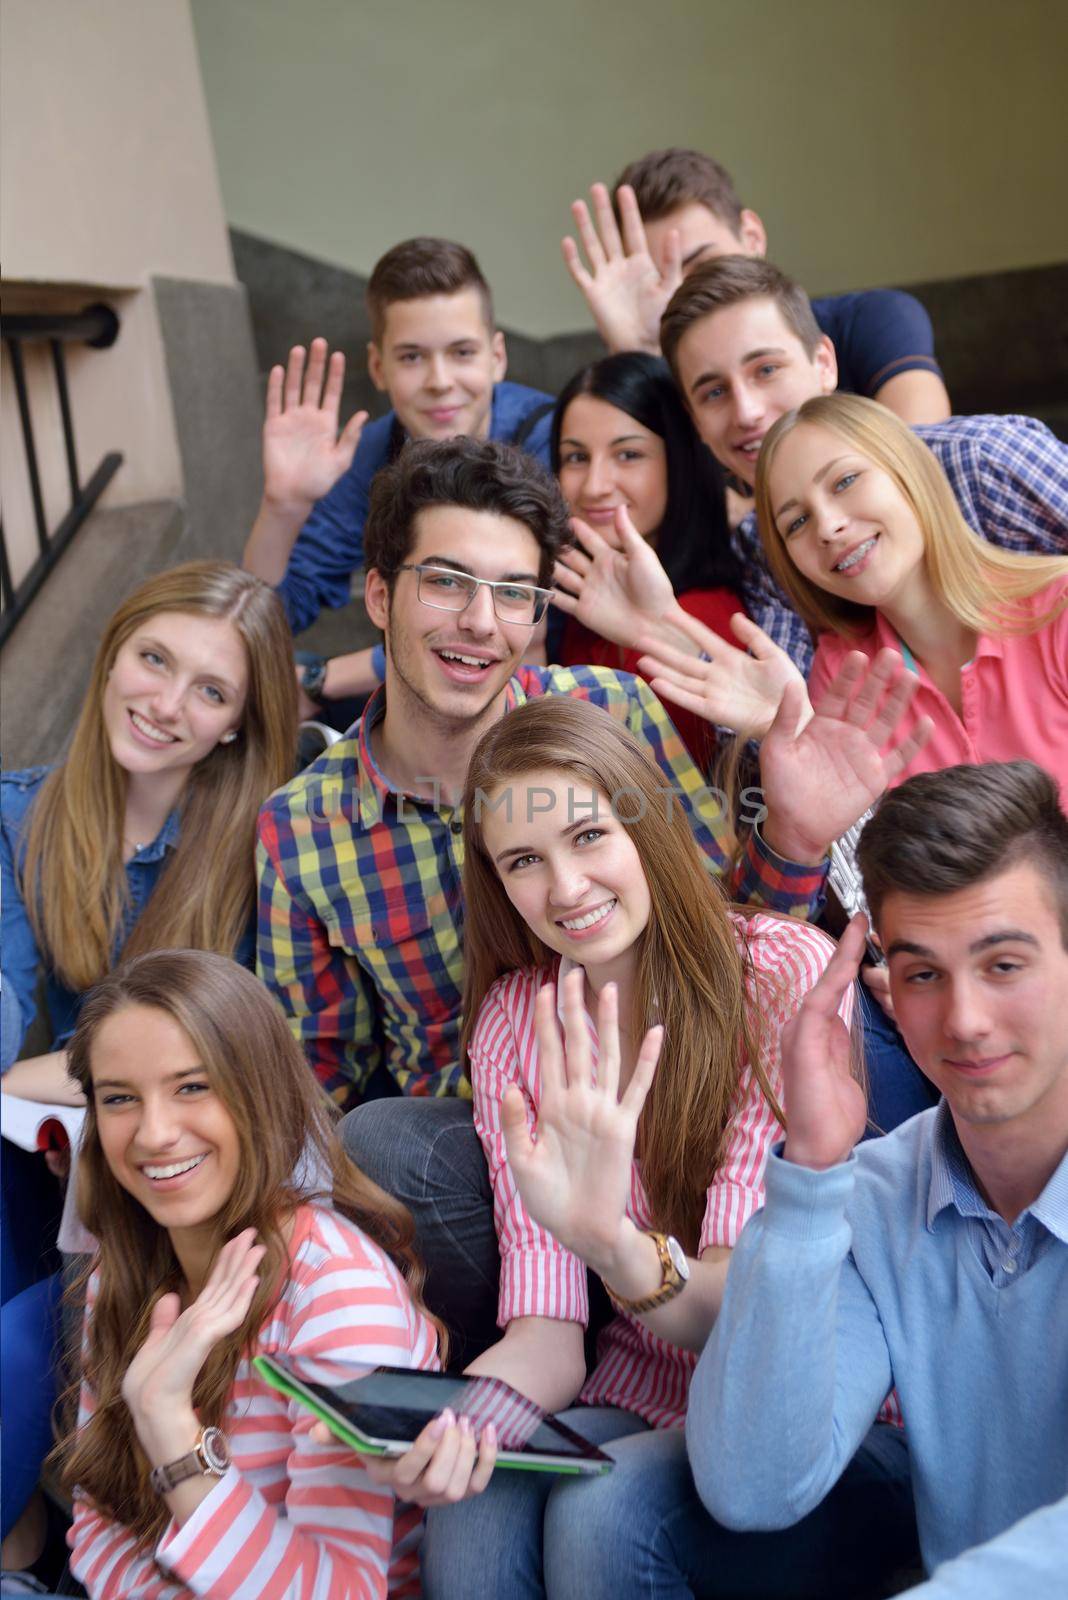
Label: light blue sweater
xmin=687 ymin=1106 xmax=1068 ymax=1579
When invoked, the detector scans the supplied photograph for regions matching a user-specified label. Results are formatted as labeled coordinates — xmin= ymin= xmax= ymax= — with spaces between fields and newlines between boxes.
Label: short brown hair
xmin=857 ymin=761 xmax=1068 ymax=946
xmin=366 ymin=237 xmax=494 ymax=343
xmin=660 ymin=256 xmax=823 ymax=384
xmin=613 ymin=148 xmax=744 ymax=233
xmin=364 ymin=435 xmax=572 ymax=589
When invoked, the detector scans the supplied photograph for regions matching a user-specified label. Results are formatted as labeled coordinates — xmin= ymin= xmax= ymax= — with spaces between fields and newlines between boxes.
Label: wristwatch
xmin=604 ymin=1231 xmax=690 ymax=1314
xmin=300 ymin=654 xmax=330 ymax=703
xmin=149 ymin=1425 xmax=231 ymax=1495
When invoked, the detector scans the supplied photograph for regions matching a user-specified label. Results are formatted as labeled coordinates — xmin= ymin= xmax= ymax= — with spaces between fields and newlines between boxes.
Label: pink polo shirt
xmin=808 ymin=578 xmax=1068 ymax=801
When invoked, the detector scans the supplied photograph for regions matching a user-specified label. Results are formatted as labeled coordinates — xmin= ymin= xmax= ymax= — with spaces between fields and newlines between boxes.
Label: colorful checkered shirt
xmin=733 ymin=412 xmax=1068 ymax=677
xmin=256 ymin=665 xmax=826 ymax=1108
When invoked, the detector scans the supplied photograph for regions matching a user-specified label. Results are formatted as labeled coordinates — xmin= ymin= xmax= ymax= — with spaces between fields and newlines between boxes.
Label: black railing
xmin=1 ymin=304 xmax=124 ymax=646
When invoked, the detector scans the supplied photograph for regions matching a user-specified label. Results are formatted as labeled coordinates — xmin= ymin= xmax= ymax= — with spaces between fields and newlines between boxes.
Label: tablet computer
xmin=254 ymin=1356 xmax=614 ymax=1476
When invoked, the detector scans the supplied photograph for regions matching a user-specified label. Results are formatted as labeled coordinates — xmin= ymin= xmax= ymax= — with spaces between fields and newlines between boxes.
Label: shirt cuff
xmin=761 ymin=1143 xmax=857 ymax=1242
xmin=734 ymin=821 xmax=828 ymax=914
xmin=155 ymin=1462 xmax=242 ymax=1578
xmin=498 ymin=1248 xmax=589 ymax=1328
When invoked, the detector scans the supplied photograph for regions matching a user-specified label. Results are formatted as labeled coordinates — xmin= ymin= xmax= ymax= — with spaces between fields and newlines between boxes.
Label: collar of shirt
xmin=869 ymin=608 xmax=1003 ymax=668
xmin=927 ymin=1100 xmax=1068 ymax=1242
xmin=128 ymin=807 xmax=181 ymax=862
xmin=353 ymin=673 xmax=537 ymax=826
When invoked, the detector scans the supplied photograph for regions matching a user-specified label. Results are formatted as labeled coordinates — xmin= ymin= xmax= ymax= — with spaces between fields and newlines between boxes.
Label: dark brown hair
xmin=54 ymin=949 xmax=442 ymax=1548
xmin=661 ymin=256 xmax=823 ymax=384
xmin=858 ymin=761 xmax=1068 ymax=945
xmin=364 ymin=435 xmax=573 ymax=590
xmin=461 ymin=696 xmax=786 ymax=1254
xmin=613 ymin=148 xmax=744 ymax=233
xmin=366 ymin=237 xmax=494 ymax=343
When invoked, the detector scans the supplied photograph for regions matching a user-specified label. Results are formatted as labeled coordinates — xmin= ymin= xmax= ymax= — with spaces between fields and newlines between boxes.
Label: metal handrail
xmin=1 ymin=304 xmax=123 ymax=646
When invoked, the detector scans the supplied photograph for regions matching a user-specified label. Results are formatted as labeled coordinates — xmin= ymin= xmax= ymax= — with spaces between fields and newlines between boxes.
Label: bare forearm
xmin=1 ymin=1050 xmax=84 ymax=1106
xmin=319 ymin=649 xmax=382 ymax=700
xmin=464 ymin=1317 xmax=586 ymax=1413
xmin=242 ymin=495 xmax=313 ymax=585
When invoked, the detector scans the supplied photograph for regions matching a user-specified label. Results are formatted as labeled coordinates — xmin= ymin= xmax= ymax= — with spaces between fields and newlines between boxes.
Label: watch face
xmin=200 ymin=1426 xmax=231 ymax=1474
xmin=666 ymin=1235 xmax=690 ymax=1281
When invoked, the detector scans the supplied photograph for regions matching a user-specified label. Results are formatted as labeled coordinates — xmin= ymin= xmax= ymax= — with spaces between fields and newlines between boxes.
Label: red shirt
xmin=558 ymin=587 xmax=743 ymax=770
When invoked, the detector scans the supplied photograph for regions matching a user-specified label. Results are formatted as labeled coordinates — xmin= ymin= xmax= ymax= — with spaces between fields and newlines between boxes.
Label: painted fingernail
xmin=429 ymin=1412 xmax=449 ymax=1438
xmin=459 ymin=1414 xmax=473 ymax=1436
xmin=484 ymin=1423 xmax=497 ymax=1446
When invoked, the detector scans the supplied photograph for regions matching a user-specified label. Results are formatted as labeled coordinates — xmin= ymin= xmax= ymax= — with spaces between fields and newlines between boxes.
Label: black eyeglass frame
xmin=396 ymin=563 xmax=553 ymax=625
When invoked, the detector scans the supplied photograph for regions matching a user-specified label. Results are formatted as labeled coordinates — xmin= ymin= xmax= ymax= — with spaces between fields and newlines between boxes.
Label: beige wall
xmin=1 ymin=0 xmax=236 ymax=587
xmin=190 ymin=0 xmax=1068 ymax=339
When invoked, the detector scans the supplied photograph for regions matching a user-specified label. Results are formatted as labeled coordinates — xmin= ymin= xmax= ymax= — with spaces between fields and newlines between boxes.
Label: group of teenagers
xmin=1 ymin=146 xmax=1066 ymax=1598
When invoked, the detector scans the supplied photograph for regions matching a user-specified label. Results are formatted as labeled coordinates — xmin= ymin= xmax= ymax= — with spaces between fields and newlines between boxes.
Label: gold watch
xmin=604 ymin=1231 xmax=690 ymax=1313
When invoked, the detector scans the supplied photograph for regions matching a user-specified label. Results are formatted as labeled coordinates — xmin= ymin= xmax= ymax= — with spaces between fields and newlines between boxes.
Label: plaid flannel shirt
xmin=256 ymin=664 xmax=826 ymax=1108
xmin=732 ymin=412 xmax=1068 ymax=677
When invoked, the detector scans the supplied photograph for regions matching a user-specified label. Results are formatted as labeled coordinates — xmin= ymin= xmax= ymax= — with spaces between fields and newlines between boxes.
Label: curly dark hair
xmin=364 ymin=435 xmax=573 ymax=589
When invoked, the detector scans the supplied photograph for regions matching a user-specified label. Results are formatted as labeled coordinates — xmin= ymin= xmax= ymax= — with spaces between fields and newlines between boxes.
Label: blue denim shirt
xmin=2 ymin=767 xmax=186 ymax=1057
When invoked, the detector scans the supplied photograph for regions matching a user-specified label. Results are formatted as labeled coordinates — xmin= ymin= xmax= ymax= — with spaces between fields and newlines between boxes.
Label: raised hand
xmin=500 ymin=972 xmax=663 ymax=1276
xmin=781 ymin=915 xmax=870 ymax=1169
xmin=121 ymin=1228 xmax=265 ymax=1466
xmin=637 ymin=610 xmax=807 ymax=739
xmin=759 ymin=651 xmax=934 ymax=865
xmin=262 ymin=338 xmax=368 ymax=513
xmin=561 ymin=183 xmax=682 ymax=356
xmin=553 ymin=507 xmax=676 ymax=644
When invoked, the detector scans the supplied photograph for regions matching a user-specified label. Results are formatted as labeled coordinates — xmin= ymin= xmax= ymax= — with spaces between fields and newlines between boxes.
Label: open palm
xmin=553 ymin=508 xmax=675 ymax=644
xmin=501 ymin=973 xmax=662 ymax=1271
xmin=562 ymin=183 xmax=682 ymax=356
xmin=262 ymin=338 xmax=367 ymax=507
xmin=637 ymin=611 xmax=806 ymax=738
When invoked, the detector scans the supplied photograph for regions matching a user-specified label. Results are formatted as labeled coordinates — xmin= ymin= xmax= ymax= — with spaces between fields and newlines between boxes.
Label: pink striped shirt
xmin=808 ymin=578 xmax=1068 ymax=802
xmin=69 ymin=1204 xmax=439 ymax=1599
xmin=470 ymin=912 xmax=851 ymax=1430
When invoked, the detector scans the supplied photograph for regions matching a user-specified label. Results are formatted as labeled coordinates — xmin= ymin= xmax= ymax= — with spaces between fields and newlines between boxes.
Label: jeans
xmin=339 ymin=1098 xmax=502 ymax=1370
xmin=0 ymin=1272 xmax=63 ymax=1538
xmin=423 ymin=1411 xmax=919 ymax=1600
xmin=858 ymin=982 xmax=939 ymax=1138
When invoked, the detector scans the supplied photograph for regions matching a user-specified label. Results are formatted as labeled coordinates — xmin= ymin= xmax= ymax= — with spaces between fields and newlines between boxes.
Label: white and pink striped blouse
xmin=68 ymin=1203 xmax=439 ymax=1599
xmin=470 ymin=911 xmax=850 ymax=1431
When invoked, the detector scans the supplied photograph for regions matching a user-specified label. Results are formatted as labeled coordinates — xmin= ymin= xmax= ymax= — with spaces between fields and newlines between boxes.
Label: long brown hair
xmin=54 ymin=949 xmax=441 ymax=1548
xmin=460 ymin=697 xmax=784 ymax=1254
xmin=20 ymin=562 xmax=297 ymax=992
xmin=754 ymin=393 xmax=1068 ymax=642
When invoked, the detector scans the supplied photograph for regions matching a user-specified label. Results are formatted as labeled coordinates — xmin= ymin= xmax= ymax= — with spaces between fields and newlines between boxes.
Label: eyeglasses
xmin=397 ymin=564 xmax=552 ymax=626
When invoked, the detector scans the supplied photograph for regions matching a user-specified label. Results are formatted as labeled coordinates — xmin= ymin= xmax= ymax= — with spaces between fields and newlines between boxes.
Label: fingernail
xmin=484 ymin=1422 xmax=497 ymax=1446
xmin=459 ymin=1414 xmax=473 ymax=1436
xmin=430 ymin=1412 xmax=449 ymax=1438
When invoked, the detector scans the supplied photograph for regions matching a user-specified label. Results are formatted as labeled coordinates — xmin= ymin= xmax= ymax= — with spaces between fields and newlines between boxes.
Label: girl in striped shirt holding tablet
xmin=417 ymin=696 xmax=872 ymax=1597
xmin=55 ymin=949 xmax=440 ymax=1599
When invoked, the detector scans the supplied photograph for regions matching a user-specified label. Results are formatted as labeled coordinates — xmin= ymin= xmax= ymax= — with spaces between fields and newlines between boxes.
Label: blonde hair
xmin=754 ymin=394 xmax=1068 ymax=642
xmin=54 ymin=949 xmax=441 ymax=1548
xmin=460 ymin=696 xmax=785 ymax=1254
xmin=20 ymin=562 xmax=297 ymax=992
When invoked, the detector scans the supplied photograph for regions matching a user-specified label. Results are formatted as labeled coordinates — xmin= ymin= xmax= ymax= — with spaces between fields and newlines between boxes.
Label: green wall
xmin=190 ymin=0 xmax=1068 ymax=338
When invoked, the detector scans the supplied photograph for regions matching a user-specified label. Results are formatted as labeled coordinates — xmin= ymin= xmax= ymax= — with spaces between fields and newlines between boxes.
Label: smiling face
xmin=882 ymin=863 xmax=1068 ymax=1136
xmin=101 ymin=611 xmax=247 ymax=783
xmin=91 ymin=1003 xmax=241 ymax=1249
xmin=480 ymin=769 xmax=652 ymax=989
xmin=557 ymin=395 xmax=669 ymax=538
xmin=366 ymin=504 xmax=544 ymax=732
xmin=766 ymin=422 xmax=927 ymax=608
xmin=367 ymin=288 xmax=506 ymax=442
xmin=675 ymin=298 xmax=836 ymax=485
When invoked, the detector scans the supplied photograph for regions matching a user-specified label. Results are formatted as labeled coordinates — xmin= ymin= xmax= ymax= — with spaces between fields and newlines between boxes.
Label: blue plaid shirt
xmin=733 ymin=413 xmax=1068 ymax=676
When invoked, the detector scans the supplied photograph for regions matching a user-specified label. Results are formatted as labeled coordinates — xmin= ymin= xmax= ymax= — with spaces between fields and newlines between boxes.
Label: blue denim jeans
xmin=857 ymin=981 xmax=939 ymax=1138
xmin=423 ymin=1411 xmax=918 ymax=1600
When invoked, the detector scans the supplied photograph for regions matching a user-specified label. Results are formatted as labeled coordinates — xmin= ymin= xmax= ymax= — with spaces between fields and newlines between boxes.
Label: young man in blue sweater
xmin=242 ymin=237 xmax=553 ymax=718
xmin=689 ymin=759 xmax=1068 ymax=1596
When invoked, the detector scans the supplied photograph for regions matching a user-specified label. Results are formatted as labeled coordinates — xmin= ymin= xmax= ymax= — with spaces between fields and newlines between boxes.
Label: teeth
xmin=560 ymin=899 xmax=616 ymax=932
xmin=143 ymin=1154 xmax=206 ymax=1180
xmin=131 ymin=711 xmax=177 ymax=743
xmin=440 ymin=651 xmax=491 ymax=667
xmin=835 ymin=537 xmax=878 ymax=572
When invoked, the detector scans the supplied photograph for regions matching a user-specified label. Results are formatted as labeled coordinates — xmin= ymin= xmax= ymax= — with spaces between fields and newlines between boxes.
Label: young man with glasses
xmin=256 ymin=434 xmax=928 ymax=1363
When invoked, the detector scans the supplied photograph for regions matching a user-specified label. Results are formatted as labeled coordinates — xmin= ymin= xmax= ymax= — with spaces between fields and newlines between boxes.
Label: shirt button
xmin=1002 ymin=1259 xmax=1017 ymax=1274
xmin=450 ymin=819 xmax=463 ymax=835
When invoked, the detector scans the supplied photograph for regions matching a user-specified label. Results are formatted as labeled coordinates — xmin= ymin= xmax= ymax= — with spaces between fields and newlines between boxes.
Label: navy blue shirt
xmin=278 ymin=380 xmax=555 ymax=636
xmin=811 ymin=289 xmax=942 ymax=399
xmin=0 ymin=767 xmax=253 ymax=1056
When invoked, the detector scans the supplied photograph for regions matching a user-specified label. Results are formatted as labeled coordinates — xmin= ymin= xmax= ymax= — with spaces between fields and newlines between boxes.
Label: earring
xmin=220 ymin=731 xmax=238 ymax=744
